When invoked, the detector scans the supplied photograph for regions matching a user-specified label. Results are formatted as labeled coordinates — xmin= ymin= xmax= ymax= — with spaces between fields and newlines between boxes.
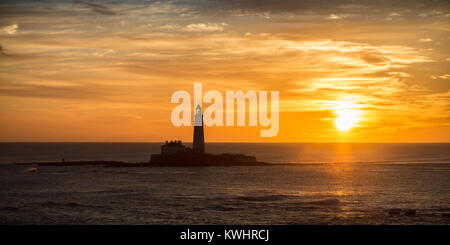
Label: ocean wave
xmin=385 ymin=208 xmax=417 ymax=216
xmin=39 ymin=201 xmax=104 ymax=209
xmin=305 ymin=199 xmax=341 ymax=206
xmin=207 ymin=205 xmax=238 ymax=211
xmin=0 ymin=206 xmax=19 ymax=212
xmin=436 ymin=207 xmax=450 ymax=212
xmin=222 ymin=192 xmax=343 ymax=206
xmin=236 ymin=194 xmax=292 ymax=202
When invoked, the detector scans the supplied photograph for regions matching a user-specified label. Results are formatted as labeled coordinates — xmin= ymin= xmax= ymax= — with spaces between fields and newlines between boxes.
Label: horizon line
xmin=0 ymin=141 xmax=449 ymax=144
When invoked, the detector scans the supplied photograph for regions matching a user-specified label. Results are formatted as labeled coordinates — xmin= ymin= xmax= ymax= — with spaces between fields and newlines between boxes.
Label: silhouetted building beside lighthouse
xmin=161 ymin=140 xmax=186 ymax=156
xmin=193 ymin=104 xmax=205 ymax=153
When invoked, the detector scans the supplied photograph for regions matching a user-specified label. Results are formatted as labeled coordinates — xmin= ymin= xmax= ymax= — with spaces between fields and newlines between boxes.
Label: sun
xmin=334 ymin=109 xmax=362 ymax=131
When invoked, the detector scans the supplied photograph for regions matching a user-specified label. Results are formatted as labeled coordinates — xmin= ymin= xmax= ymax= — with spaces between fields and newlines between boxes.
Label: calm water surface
xmin=0 ymin=143 xmax=449 ymax=224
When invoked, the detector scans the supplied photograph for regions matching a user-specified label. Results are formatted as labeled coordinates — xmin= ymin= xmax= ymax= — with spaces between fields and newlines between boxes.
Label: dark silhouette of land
xmin=17 ymin=155 xmax=267 ymax=167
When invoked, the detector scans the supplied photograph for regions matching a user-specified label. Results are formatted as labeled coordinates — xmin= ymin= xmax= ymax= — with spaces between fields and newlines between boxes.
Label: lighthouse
xmin=193 ymin=104 xmax=205 ymax=153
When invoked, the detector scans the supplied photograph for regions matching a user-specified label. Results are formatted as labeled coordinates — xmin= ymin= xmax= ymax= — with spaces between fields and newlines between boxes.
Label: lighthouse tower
xmin=193 ymin=104 xmax=205 ymax=153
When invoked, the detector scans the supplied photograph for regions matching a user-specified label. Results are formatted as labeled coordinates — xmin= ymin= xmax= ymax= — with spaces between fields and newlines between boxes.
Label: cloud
xmin=359 ymin=53 xmax=390 ymax=65
xmin=183 ymin=23 xmax=228 ymax=32
xmin=327 ymin=14 xmax=349 ymax=20
xmin=0 ymin=83 xmax=103 ymax=100
xmin=417 ymin=38 xmax=433 ymax=43
xmin=0 ymin=24 xmax=18 ymax=35
xmin=73 ymin=0 xmax=116 ymax=16
xmin=389 ymin=72 xmax=410 ymax=78
xmin=157 ymin=22 xmax=228 ymax=32
xmin=0 ymin=44 xmax=7 ymax=56
xmin=189 ymin=0 xmax=450 ymax=18
xmin=93 ymin=49 xmax=115 ymax=57
xmin=418 ymin=10 xmax=445 ymax=18
xmin=159 ymin=24 xmax=181 ymax=30
xmin=431 ymin=74 xmax=450 ymax=80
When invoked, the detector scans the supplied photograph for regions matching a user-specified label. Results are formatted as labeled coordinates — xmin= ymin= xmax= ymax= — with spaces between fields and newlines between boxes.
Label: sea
xmin=0 ymin=143 xmax=449 ymax=225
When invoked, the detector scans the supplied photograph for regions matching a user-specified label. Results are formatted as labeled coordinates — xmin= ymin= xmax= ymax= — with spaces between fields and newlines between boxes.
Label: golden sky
xmin=0 ymin=0 xmax=449 ymax=142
